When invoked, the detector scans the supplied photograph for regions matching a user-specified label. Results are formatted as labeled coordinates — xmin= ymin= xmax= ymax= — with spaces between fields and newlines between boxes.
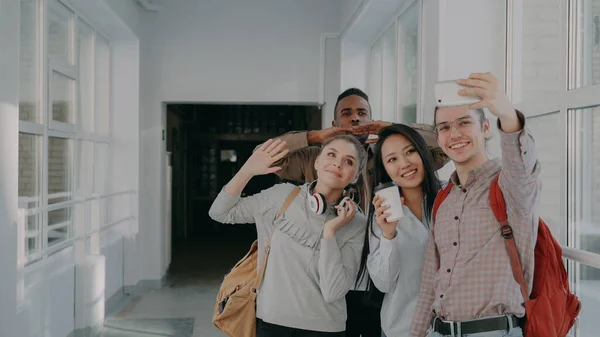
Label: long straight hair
xmin=355 ymin=123 xmax=442 ymax=287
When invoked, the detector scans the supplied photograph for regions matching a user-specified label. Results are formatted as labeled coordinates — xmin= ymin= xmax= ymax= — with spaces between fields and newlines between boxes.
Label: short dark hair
xmin=333 ymin=88 xmax=371 ymax=120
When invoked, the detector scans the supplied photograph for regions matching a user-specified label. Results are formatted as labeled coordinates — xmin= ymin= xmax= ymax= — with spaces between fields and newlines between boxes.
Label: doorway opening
xmin=165 ymin=103 xmax=321 ymax=280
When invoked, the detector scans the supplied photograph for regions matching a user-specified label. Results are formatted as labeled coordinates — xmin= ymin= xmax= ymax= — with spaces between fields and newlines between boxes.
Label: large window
xmin=572 ymin=0 xmax=600 ymax=88
xmin=526 ymin=112 xmax=562 ymax=241
xmin=18 ymin=0 xmax=111 ymax=263
xmin=368 ymin=1 xmax=420 ymax=124
xmin=508 ymin=0 xmax=600 ymax=336
xmin=396 ymin=1 xmax=419 ymax=124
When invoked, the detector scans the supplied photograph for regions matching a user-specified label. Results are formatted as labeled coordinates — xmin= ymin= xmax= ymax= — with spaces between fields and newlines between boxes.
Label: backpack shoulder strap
xmin=276 ymin=186 xmax=301 ymax=221
xmin=432 ymin=181 xmax=454 ymax=221
xmin=489 ymin=176 xmax=530 ymax=302
xmin=252 ymin=186 xmax=301 ymax=295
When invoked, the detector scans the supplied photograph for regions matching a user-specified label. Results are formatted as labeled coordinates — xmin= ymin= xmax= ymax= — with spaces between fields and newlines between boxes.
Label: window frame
xmin=367 ymin=0 xmax=422 ymax=124
xmin=507 ymin=1 xmax=600 ymax=335
xmin=17 ymin=0 xmax=113 ymax=265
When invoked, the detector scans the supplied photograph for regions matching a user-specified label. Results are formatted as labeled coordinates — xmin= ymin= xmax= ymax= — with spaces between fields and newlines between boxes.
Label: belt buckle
xmin=434 ymin=316 xmax=459 ymax=337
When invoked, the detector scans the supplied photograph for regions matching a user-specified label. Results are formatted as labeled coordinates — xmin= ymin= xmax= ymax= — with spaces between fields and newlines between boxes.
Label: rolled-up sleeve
xmin=497 ymin=111 xmax=542 ymax=217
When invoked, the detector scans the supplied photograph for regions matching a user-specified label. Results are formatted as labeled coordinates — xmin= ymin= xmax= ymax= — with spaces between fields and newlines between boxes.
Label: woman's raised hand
xmin=239 ymin=139 xmax=289 ymax=177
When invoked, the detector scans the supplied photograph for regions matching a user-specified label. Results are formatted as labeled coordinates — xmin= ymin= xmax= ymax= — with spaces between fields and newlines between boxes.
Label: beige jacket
xmin=256 ymin=124 xmax=448 ymax=212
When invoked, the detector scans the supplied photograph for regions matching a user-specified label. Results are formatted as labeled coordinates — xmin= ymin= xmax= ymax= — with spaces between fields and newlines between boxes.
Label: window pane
xmin=51 ymin=71 xmax=75 ymax=124
xmin=585 ymin=107 xmax=600 ymax=250
xmin=571 ymin=0 xmax=600 ymax=88
xmin=95 ymin=35 xmax=109 ymax=135
xmin=574 ymin=106 xmax=600 ymax=257
xmin=19 ymin=133 xmax=42 ymax=259
xmin=397 ymin=2 xmax=419 ymax=124
xmin=48 ymin=207 xmax=71 ymax=247
xmin=26 ymin=214 xmax=42 ymax=259
xmin=370 ymin=39 xmax=383 ymax=121
xmin=382 ymin=24 xmax=397 ymax=123
xmin=78 ymin=20 xmax=94 ymax=132
xmin=527 ymin=112 xmax=563 ymax=244
xmin=48 ymin=137 xmax=72 ymax=203
xmin=20 ymin=0 xmax=40 ymax=123
xmin=77 ymin=141 xmax=94 ymax=197
xmin=47 ymin=0 xmax=73 ymax=64
xmin=94 ymin=142 xmax=108 ymax=195
xmin=573 ymin=262 xmax=600 ymax=337
xmin=515 ymin=0 xmax=561 ymax=110
xmin=18 ymin=133 xmax=42 ymax=209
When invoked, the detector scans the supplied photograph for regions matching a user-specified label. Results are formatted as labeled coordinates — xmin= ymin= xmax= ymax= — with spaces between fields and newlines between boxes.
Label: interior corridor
xmin=101 ymin=236 xmax=254 ymax=337
xmin=2 ymin=0 xmax=600 ymax=336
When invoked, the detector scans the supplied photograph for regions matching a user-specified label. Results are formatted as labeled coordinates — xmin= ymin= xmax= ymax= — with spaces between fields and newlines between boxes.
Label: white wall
xmin=103 ymin=0 xmax=142 ymax=37
xmin=341 ymin=40 xmax=370 ymax=92
xmin=340 ymin=0 xmax=418 ymax=99
xmin=0 ymin=0 xmax=141 ymax=335
xmin=340 ymin=0 xmax=506 ymax=180
xmin=24 ymin=248 xmax=76 ymax=337
xmin=109 ymin=39 xmax=141 ymax=292
xmin=102 ymin=237 xmax=124 ymax=299
xmin=138 ymin=0 xmax=342 ymax=281
xmin=323 ymin=36 xmax=342 ymax=126
xmin=0 ymin=0 xmax=21 ymax=335
xmin=423 ymin=0 xmax=506 ymax=179
xmin=339 ymin=0 xmax=364 ymax=33
xmin=69 ymin=0 xmax=141 ymax=42
xmin=343 ymin=0 xmax=506 ymax=124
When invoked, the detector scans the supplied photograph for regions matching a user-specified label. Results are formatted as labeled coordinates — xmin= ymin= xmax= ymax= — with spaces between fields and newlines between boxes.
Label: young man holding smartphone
xmin=409 ymin=72 xmax=541 ymax=337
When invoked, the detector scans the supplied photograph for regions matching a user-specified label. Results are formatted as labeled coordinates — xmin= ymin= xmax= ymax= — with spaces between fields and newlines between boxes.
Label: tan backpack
xmin=212 ymin=186 xmax=301 ymax=337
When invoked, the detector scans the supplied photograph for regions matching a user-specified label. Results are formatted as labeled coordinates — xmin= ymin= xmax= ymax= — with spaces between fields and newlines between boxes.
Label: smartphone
xmin=434 ymin=80 xmax=480 ymax=107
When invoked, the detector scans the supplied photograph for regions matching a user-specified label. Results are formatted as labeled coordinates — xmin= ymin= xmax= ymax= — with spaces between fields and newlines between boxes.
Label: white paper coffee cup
xmin=373 ymin=181 xmax=404 ymax=222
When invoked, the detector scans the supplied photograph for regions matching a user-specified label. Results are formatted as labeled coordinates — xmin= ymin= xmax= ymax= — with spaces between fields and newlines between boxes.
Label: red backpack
xmin=432 ymin=175 xmax=581 ymax=337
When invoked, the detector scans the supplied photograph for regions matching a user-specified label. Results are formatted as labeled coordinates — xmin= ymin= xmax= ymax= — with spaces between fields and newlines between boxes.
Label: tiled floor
xmin=102 ymin=233 xmax=256 ymax=337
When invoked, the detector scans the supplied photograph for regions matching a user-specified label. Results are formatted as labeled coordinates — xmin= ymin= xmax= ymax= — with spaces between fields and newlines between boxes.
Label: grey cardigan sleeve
xmin=317 ymin=217 xmax=367 ymax=303
xmin=208 ymin=183 xmax=294 ymax=226
xmin=208 ymin=188 xmax=264 ymax=224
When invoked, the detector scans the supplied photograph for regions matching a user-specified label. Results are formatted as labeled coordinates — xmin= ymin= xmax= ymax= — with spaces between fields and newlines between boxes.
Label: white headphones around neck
xmin=308 ymin=184 xmax=358 ymax=215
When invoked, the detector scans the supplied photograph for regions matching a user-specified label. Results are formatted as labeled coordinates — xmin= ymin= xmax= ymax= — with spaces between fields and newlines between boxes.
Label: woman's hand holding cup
xmin=373 ymin=182 xmax=405 ymax=239
xmin=373 ymin=195 xmax=404 ymax=240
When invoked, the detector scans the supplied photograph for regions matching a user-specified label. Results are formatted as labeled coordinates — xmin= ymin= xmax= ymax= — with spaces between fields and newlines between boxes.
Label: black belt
xmin=432 ymin=315 xmax=521 ymax=336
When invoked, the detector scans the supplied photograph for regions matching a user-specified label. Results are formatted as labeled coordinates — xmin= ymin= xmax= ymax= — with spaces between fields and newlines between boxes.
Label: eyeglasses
xmin=434 ymin=116 xmax=476 ymax=135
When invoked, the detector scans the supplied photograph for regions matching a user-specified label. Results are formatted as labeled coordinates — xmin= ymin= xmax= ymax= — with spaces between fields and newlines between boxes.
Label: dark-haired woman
xmin=357 ymin=124 xmax=442 ymax=337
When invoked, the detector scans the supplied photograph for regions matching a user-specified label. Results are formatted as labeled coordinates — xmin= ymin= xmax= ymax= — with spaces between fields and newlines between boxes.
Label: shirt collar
xmin=449 ymin=158 xmax=501 ymax=187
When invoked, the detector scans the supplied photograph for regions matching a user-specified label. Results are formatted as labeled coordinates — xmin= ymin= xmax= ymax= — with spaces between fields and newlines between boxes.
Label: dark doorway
xmin=166 ymin=104 xmax=321 ymax=276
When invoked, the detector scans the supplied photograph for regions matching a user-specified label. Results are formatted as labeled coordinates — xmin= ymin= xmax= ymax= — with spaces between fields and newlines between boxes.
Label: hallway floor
xmin=97 ymin=230 xmax=600 ymax=337
xmin=101 ymin=233 xmax=256 ymax=337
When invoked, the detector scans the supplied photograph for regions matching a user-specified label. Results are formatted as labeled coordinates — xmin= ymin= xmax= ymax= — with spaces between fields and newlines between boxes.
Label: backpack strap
xmin=432 ymin=181 xmax=454 ymax=221
xmin=251 ymin=186 xmax=301 ymax=296
xmin=489 ymin=176 xmax=530 ymax=302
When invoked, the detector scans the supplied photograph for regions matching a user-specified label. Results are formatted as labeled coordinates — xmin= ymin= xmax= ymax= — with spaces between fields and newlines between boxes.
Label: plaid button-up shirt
xmin=410 ymin=114 xmax=541 ymax=337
